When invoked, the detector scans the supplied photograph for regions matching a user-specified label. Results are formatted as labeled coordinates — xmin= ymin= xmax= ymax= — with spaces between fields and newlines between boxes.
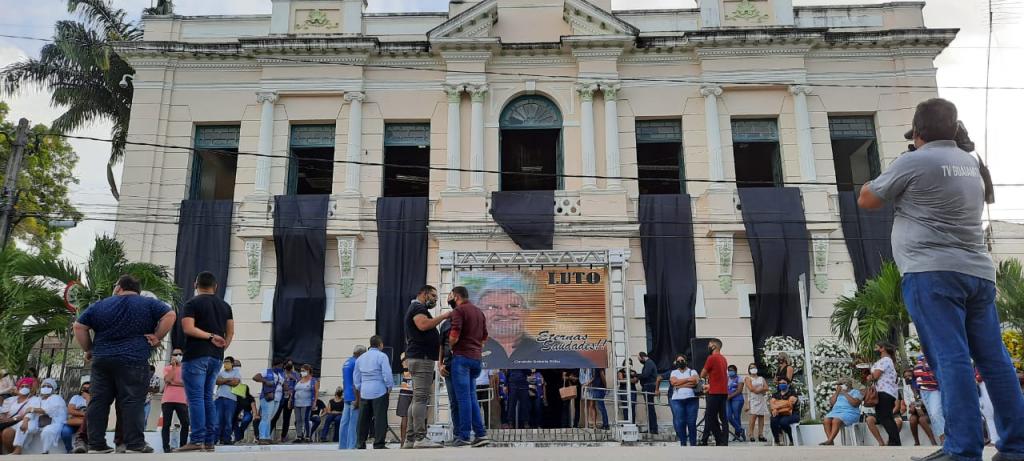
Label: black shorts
xmin=396 ymin=391 xmax=413 ymax=417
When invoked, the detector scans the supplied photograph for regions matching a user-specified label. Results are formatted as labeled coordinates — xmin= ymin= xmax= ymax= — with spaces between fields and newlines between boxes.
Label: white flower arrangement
xmin=905 ymin=335 xmax=921 ymax=357
xmin=814 ymin=379 xmax=839 ymax=418
xmin=811 ymin=338 xmax=853 ymax=382
xmin=762 ymin=335 xmax=805 ymax=376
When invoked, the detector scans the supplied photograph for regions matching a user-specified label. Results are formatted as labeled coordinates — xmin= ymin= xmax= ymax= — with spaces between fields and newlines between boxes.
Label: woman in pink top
xmin=161 ymin=349 xmax=189 ymax=453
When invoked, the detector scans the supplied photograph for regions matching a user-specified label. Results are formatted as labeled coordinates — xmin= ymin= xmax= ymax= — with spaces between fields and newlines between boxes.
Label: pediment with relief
xmin=563 ymin=0 xmax=637 ymax=36
xmin=428 ymin=0 xmax=499 ymax=39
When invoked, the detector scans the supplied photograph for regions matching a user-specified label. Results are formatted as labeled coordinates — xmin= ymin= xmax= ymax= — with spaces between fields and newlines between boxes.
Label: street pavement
xmin=9 ymin=446 xmax=997 ymax=461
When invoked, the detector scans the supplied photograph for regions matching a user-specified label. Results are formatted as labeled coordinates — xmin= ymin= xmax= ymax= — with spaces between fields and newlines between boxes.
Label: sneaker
xmin=204 ymin=444 xmax=216 ymax=452
xmin=125 ymin=445 xmax=154 ymax=454
xmin=257 ymin=439 xmax=272 ymax=445
xmin=471 ymin=437 xmax=491 ymax=447
xmin=87 ymin=446 xmax=115 ymax=454
xmin=173 ymin=443 xmax=206 ymax=453
xmin=402 ymin=440 xmax=415 ymax=449
xmin=414 ymin=439 xmax=443 ymax=449
xmin=73 ymin=441 xmax=89 ymax=454
xmin=912 ymin=450 xmax=955 ymax=461
xmin=451 ymin=439 xmax=473 ymax=448
xmin=115 ymin=444 xmax=126 ymax=454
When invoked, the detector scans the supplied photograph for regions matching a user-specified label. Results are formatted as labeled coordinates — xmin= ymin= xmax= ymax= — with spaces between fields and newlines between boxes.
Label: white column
xmin=254 ymin=91 xmax=278 ymax=195
xmin=700 ymin=85 xmax=725 ymax=182
xmin=344 ymin=91 xmax=365 ymax=195
xmin=577 ymin=83 xmax=598 ymax=190
xmin=790 ymin=85 xmax=817 ymax=182
xmin=469 ymin=84 xmax=488 ymax=192
xmin=602 ymin=82 xmax=622 ymax=190
xmin=443 ymin=84 xmax=463 ymax=191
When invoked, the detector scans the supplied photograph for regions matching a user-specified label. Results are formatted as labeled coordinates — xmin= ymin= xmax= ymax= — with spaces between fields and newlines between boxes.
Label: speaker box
xmin=689 ymin=337 xmax=719 ymax=373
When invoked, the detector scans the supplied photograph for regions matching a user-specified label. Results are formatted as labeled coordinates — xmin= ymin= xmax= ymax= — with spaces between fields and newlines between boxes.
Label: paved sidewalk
xmin=10 ymin=446 xmax=992 ymax=461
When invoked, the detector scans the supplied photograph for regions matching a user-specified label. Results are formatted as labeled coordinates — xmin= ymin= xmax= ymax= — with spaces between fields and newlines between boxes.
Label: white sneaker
xmin=414 ymin=439 xmax=444 ymax=449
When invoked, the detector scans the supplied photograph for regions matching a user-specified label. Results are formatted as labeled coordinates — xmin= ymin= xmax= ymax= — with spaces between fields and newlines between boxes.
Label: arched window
xmin=499 ymin=95 xmax=563 ymax=191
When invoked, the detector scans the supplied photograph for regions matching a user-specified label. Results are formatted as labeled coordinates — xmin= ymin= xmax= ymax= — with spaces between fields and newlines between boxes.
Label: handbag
xmin=559 ymin=379 xmax=577 ymax=401
xmin=770 ymin=398 xmax=794 ymax=416
xmin=38 ymin=414 xmax=52 ymax=428
xmin=863 ymin=385 xmax=879 ymax=408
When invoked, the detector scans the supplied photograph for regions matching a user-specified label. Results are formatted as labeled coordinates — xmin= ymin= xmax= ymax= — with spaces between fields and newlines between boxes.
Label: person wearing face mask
xmin=213 ymin=356 xmax=241 ymax=445
xmin=62 ymin=382 xmax=90 ymax=453
xmin=700 ymin=339 xmax=729 ymax=446
xmin=270 ymin=359 xmax=300 ymax=443
xmin=403 ymin=285 xmax=450 ymax=449
xmin=175 ymin=271 xmax=233 ymax=453
xmin=725 ymin=365 xmax=746 ymax=442
xmin=11 ymin=378 xmax=65 ymax=455
xmin=867 ymin=341 xmax=902 ymax=446
xmin=290 ymin=364 xmax=318 ymax=443
xmin=668 ymin=355 xmax=699 ymax=446
xmin=769 ymin=377 xmax=800 ymax=445
xmin=744 ymin=363 xmax=769 ymax=443
xmin=820 ymin=377 xmax=864 ymax=446
xmin=1 ymin=383 xmax=39 ymax=453
xmin=161 ymin=349 xmax=189 ymax=453
xmin=320 ymin=388 xmax=345 ymax=443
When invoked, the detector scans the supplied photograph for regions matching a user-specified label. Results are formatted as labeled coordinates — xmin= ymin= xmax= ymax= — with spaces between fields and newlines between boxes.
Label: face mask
xmin=19 ymin=387 xmax=30 ymax=396
xmin=285 ymin=364 xmax=294 ymax=371
xmin=674 ymin=361 xmax=685 ymax=369
xmin=728 ymin=371 xmax=737 ymax=378
xmin=300 ymin=371 xmax=309 ymax=377
xmin=81 ymin=388 xmax=90 ymax=395
xmin=448 ymin=299 xmax=457 ymax=308
xmin=840 ymin=384 xmax=848 ymax=391
xmin=749 ymin=368 xmax=758 ymax=375
xmin=425 ymin=298 xmax=437 ymax=308
xmin=172 ymin=354 xmax=182 ymax=360
xmin=778 ymin=384 xmax=789 ymax=392
xmin=40 ymin=387 xmax=53 ymax=396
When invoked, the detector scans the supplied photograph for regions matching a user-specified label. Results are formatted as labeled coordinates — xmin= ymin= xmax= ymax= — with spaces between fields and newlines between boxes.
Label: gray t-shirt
xmin=866 ymin=140 xmax=994 ymax=281
xmin=216 ymin=368 xmax=242 ymax=401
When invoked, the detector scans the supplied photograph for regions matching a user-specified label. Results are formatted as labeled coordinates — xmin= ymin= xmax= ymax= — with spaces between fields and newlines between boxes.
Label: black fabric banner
xmin=489 ymin=191 xmax=554 ymax=250
xmin=738 ymin=188 xmax=809 ymax=368
xmin=272 ymin=195 xmax=329 ymax=371
xmin=838 ymin=191 xmax=894 ymax=287
xmin=376 ymin=197 xmax=429 ymax=370
xmin=172 ymin=200 xmax=233 ymax=350
xmin=638 ymin=194 xmax=698 ymax=372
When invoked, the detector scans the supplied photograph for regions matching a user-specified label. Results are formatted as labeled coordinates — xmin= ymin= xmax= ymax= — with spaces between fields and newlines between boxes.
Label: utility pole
xmin=1 ymin=118 xmax=31 ymax=249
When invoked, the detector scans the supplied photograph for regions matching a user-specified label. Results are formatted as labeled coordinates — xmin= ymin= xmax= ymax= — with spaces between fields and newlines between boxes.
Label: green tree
xmin=16 ymin=235 xmax=180 ymax=312
xmin=997 ymin=258 xmax=1024 ymax=333
xmin=0 ymin=249 xmax=73 ymax=375
xmin=830 ymin=262 xmax=912 ymax=367
xmin=0 ymin=102 xmax=82 ymax=257
xmin=0 ymin=0 xmax=143 ymax=201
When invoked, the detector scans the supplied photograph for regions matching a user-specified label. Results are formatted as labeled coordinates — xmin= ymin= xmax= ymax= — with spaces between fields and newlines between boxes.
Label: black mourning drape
xmin=738 ymin=188 xmax=809 ymax=369
xmin=172 ymin=200 xmax=233 ymax=350
xmin=489 ymin=190 xmax=555 ymax=250
xmin=838 ymin=191 xmax=894 ymax=287
xmin=638 ymin=194 xmax=698 ymax=372
xmin=272 ymin=195 xmax=329 ymax=372
xmin=376 ymin=197 xmax=429 ymax=369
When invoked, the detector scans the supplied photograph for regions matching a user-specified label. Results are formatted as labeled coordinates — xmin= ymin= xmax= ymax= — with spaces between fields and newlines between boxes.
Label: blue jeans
xmin=259 ymin=399 xmax=280 ymax=441
xmin=670 ymin=398 xmax=699 ymax=446
xmin=320 ymin=413 xmax=342 ymax=441
xmin=338 ymin=402 xmax=358 ymax=449
xmin=451 ymin=355 xmax=485 ymax=441
xmin=903 ymin=271 xmax=1024 ymax=461
xmin=509 ymin=387 xmax=531 ymax=428
xmin=214 ymin=397 xmax=236 ymax=443
xmin=144 ymin=402 xmax=151 ymax=428
xmin=61 ymin=424 xmax=79 ymax=452
xmin=727 ymin=396 xmax=745 ymax=437
xmin=445 ymin=376 xmax=461 ymax=431
xmin=183 ymin=356 xmax=222 ymax=445
xmin=234 ymin=409 xmax=253 ymax=442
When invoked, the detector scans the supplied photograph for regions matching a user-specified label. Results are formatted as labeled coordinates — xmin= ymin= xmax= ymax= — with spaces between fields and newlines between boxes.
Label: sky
xmin=1 ymin=0 xmax=1022 ymax=265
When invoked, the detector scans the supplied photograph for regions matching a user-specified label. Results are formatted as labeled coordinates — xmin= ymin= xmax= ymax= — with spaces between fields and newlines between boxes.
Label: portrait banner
xmin=456 ymin=268 xmax=609 ymax=369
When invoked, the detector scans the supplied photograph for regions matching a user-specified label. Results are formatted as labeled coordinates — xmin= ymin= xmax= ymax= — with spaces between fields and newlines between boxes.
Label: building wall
xmin=117 ymin=1 xmax=955 ymax=394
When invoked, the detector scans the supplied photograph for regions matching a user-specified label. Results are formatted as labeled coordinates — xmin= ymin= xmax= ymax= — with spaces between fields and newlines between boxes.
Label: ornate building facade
xmin=115 ymin=0 xmax=955 ymax=396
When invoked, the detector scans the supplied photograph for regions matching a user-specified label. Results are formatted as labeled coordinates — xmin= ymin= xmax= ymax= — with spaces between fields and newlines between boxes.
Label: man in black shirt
xmin=403 ymin=285 xmax=450 ymax=449
xmin=638 ymin=352 xmax=661 ymax=434
xmin=175 ymin=272 xmax=234 ymax=452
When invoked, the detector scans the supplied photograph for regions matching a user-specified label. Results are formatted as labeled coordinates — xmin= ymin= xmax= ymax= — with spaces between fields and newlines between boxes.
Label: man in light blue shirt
xmin=338 ymin=345 xmax=365 ymax=450
xmin=354 ymin=336 xmax=393 ymax=449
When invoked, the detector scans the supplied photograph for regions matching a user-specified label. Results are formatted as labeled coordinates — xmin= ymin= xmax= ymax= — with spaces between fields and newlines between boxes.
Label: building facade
xmin=115 ymin=0 xmax=956 ymax=396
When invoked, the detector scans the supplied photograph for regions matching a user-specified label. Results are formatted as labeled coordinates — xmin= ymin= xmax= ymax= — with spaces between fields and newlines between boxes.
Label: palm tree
xmin=0 ymin=249 xmax=73 ymax=375
xmin=997 ymin=258 xmax=1024 ymax=333
xmin=0 ymin=0 xmax=143 ymax=200
xmin=830 ymin=262 xmax=912 ymax=367
xmin=143 ymin=0 xmax=175 ymax=16
xmin=16 ymin=235 xmax=180 ymax=311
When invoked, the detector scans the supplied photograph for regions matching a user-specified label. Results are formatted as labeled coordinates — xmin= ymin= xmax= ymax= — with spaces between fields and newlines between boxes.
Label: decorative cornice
xmin=562 ymin=0 xmax=639 ymax=36
xmin=575 ymin=82 xmax=598 ymax=101
xmin=468 ymin=84 xmax=489 ymax=102
xmin=439 ymin=50 xmax=493 ymax=63
xmin=443 ymin=83 xmax=464 ymax=102
xmin=696 ymin=46 xmax=814 ymax=58
xmin=600 ymin=82 xmax=621 ymax=99
xmin=570 ymin=47 xmax=625 ymax=61
xmin=427 ymin=0 xmax=498 ymax=40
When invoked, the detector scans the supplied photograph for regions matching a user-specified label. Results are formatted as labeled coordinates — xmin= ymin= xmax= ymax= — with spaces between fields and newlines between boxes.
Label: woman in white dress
xmin=744 ymin=363 xmax=769 ymax=442
xmin=12 ymin=378 xmax=65 ymax=454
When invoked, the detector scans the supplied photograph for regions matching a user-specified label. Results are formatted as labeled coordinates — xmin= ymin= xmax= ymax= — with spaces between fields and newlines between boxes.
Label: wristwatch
xmin=208 ymin=333 xmax=215 ymax=341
